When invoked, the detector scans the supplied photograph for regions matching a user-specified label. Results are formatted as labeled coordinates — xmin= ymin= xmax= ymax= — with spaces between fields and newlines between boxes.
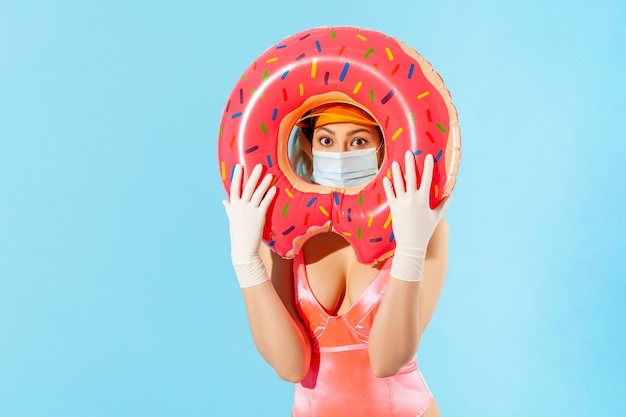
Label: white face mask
xmin=312 ymin=147 xmax=380 ymax=187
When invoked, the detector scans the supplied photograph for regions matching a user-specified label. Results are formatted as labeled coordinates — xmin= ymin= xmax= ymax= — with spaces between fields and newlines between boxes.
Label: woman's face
xmin=312 ymin=122 xmax=382 ymax=153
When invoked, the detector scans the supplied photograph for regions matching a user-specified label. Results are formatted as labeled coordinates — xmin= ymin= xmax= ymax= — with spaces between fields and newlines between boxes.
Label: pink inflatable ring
xmin=217 ymin=26 xmax=461 ymax=265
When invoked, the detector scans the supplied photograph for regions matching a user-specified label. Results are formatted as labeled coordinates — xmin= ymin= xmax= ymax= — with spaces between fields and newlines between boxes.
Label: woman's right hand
xmin=222 ymin=163 xmax=276 ymax=264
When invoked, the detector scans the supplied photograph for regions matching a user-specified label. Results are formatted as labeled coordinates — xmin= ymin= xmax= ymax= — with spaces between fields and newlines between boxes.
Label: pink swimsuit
xmin=292 ymin=253 xmax=433 ymax=417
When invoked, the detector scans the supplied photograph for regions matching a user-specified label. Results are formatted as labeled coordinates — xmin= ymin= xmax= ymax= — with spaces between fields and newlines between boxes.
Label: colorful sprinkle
xmin=306 ymin=197 xmax=317 ymax=207
xmin=381 ymin=88 xmax=395 ymax=104
xmin=367 ymin=213 xmax=374 ymax=227
xmin=426 ymin=131 xmax=435 ymax=143
xmin=391 ymin=64 xmax=400 ymax=75
xmin=324 ymin=71 xmax=329 ymax=85
xmin=319 ymin=206 xmax=329 ymax=216
xmin=272 ymin=108 xmax=278 ymax=120
xmin=383 ymin=213 xmax=392 ymax=229
xmin=266 ymin=57 xmax=278 ymax=63
xmin=266 ymin=155 xmax=273 ymax=167
xmin=436 ymin=123 xmax=447 ymax=133
xmin=342 ymin=232 xmax=353 ymax=237
xmin=353 ymin=81 xmax=363 ymax=94
xmin=409 ymin=112 xmax=415 ymax=125
xmin=357 ymin=227 xmax=362 ymax=240
xmin=311 ymin=57 xmax=317 ymax=78
xmin=282 ymin=204 xmax=289 ymax=216
xmin=408 ymin=63 xmax=414 ymax=79
xmin=388 ymin=232 xmax=394 ymax=243
xmin=435 ymin=150 xmax=443 ymax=162
xmin=339 ymin=62 xmax=350 ymax=81
xmin=269 ymin=240 xmax=276 ymax=247
xmin=276 ymin=45 xmax=286 ymax=49
xmin=427 ymin=109 xmax=432 ymax=122
xmin=356 ymin=34 xmax=367 ymax=41
xmin=262 ymin=69 xmax=268 ymax=82
xmin=239 ymin=88 xmax=244 ymax=104
xmin=364 ymin=48 xmax=374 ymax=58
xmin=369 ymin=89 xmax=375 ymax=102
xmin=231 ymin=112 xmax=243 ymax=119
xmin=417 ymin=91 xmax=430 ymax=100
xmin=304 ymin=212 xmax=310 ymax=225
xmin=282 ymin=225 xmax=295 ymax=235
xmin=260 ymin=121 xmax=268 ymax=134
xmin=244 ymin=145 xmax=259 ymax=154
xmin=385 ymin=47 xmax=394 ymax=61
xmin=434 ymin=184 xmax=439 ymax=198
xmin=347 ymin=208 xmax=352 ymax=222
xmin=333 ymin=192 xmax=340 ymax=205
xmin=331 ymin=30 xmax=336 ymax=39
xmin=281 ymin=70 xmax=289 ymax=80
xmin=413 ymin=150 xmax=422 ymax=156
xmin=299 ymin=83 xmax=304 ymax=96
xmin=220 ymin=161 xmax=226 ymax=180
xmin=369 ymin=237 xmax=382 ymax=243
xmin=338 ymin=46 xmax=346 ymax=56
xmin=391 ymin=127 xmax=403 ymax=141
xmin=358 ymin=194 xmax=364 ymax=206
xmin=285 ymin=188 xmax=294 ymax=198
xmin=315 ymin=40 xmax=321 ymax=52
xmin=299 ymin=33 xmax=311 ymax=41
xmin=229 ymin=134 xmax=236 ymax=147
xmin=282 ymin=88 xmax=288 ymax=101
xmin=295 ymin=53 xmax=306 ymax=61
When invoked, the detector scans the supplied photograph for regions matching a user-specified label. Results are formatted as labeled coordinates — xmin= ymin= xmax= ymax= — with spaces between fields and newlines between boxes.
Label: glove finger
xmin=391 ymin=161 xmax=405 ymax=194
xmin=419 ymin=154 xmax=435 ymax=193
xmin=250 ymin=173 xmax=274 ymax=207
xmin=382 ymin=176 xmax=396 ymax=201
xmin=258 ymin=185 xmax=277 ymax=211
xmin=241 ymin=164 xmax=264 ymax=202
xmin=404 ymin=150 xmax=417 ymax=191
xmin=230 ymin=164 xmax=243 ymax=200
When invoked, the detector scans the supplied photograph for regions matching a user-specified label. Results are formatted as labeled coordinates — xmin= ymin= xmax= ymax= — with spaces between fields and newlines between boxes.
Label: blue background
xmin=1 ymin=1 xmax=624 ymax=416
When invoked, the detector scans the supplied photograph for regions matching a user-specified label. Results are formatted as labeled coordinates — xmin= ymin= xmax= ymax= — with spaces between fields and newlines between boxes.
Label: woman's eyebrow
xmin=347 ymin=128 xmax=372 ymax=135
xmin=316 ymin=127 xmax=335 ymax=135
xmin=315 ymin=127 xmax=373 ymax=136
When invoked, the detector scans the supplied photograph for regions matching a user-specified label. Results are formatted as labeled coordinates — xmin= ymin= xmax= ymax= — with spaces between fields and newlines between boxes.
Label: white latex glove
xmin=222 ymin=163 xmax=276 ymax=288
xmin=382 ymin=151 xmax=452 ymax=282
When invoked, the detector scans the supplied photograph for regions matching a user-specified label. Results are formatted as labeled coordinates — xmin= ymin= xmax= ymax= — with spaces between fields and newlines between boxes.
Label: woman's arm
xmin=368 ymin=217 xmax=449 ymax=377
xmin=240 ymin=244 xmax=311 ymax=383
xmin=224 ymin=163 xmax=311 ymax=382
xmin=369 ymin=151 xmax=451 ymax=377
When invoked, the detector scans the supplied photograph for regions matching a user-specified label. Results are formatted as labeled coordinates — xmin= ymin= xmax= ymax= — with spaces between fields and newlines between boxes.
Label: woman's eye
xmin=319 ymin=137 xmax=333 ymax=146
xmin=351 ymin=138 xmax=367 ymax=146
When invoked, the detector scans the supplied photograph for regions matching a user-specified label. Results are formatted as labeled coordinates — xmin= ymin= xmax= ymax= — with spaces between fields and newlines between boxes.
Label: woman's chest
xmin=303 ymin=245 xmax=382 ymax=316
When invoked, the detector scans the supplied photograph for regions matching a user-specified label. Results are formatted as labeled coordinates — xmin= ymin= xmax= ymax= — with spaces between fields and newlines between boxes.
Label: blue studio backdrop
xmin=1 ymin=1 xmax=625 ymax=416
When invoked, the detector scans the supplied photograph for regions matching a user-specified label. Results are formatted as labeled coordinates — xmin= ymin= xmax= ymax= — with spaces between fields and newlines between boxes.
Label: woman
xmin=223 ymin=103 xmax=451 ymax=416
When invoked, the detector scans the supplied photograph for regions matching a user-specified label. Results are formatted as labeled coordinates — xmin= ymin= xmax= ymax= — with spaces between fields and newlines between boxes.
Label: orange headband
xmin=296 ymin=104 xmax=378 ymax=128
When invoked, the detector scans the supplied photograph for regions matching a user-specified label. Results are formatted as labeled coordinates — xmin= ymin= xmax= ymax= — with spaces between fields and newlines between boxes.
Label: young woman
xmin=223 ymin=103 xmax=451 ymax=417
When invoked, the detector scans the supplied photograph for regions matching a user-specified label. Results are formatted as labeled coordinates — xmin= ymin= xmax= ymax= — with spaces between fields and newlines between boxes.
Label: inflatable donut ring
xmin=217 ymin=26 xmax=461 ymax=265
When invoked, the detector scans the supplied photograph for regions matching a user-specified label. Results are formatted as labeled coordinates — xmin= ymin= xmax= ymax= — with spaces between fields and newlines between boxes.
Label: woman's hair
xmin=289 ymin=109 xmax=385 ymax=182
xmin=290 ymin=122 xmax=316 ymax=183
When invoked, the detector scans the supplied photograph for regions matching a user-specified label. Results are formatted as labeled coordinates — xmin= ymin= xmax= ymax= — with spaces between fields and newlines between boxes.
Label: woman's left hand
xmin=382 ymin=150 xmax=451 ymax=251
